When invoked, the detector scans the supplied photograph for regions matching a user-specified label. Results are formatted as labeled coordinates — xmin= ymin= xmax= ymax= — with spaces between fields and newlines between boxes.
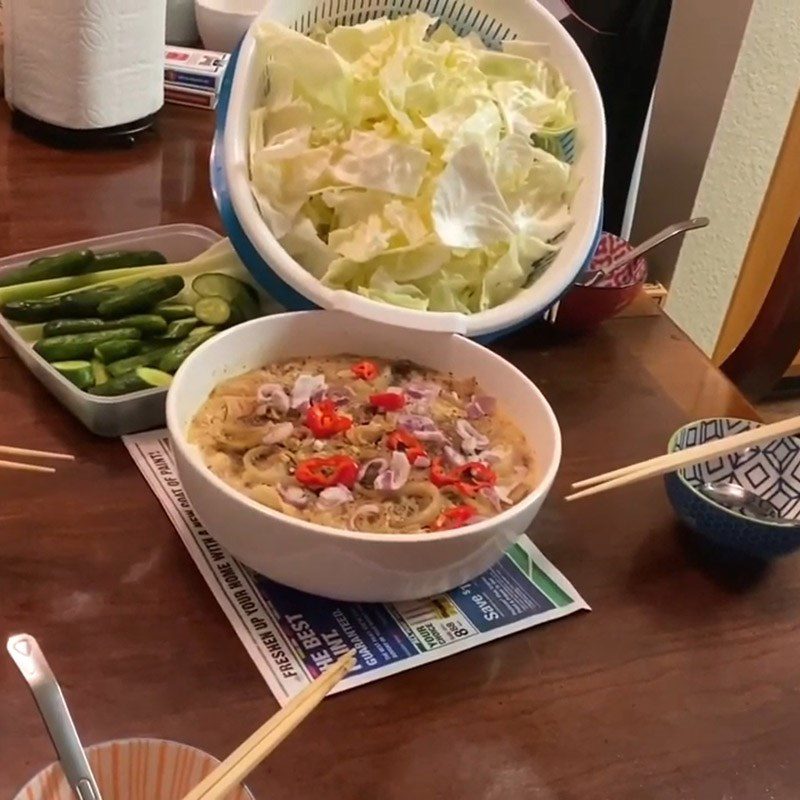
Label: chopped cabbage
xmin=249 ymin=13 xmax=576 ymax=313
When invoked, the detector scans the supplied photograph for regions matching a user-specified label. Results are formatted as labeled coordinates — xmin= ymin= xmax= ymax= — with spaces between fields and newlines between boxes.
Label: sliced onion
xmin=262 ymin=421 xmax=294 ymax=445
xmin=257 ymin=383 xmax=290 ymax=414
xmin=398 ymin=413 xmax=436 ymax=431
xmin=481 ymin=446 xmax=509 ymax=464
xmin=466 ymin=395 xmax=497 ymax=419
xmin=348 ymin=502 xmax=381 ymax=530
xmin=443 ymin=445 xmax=466 ymax=467
xmin=291 ymin=374 xmax=327 ymax=410
xmin=278 ymin=484 xmax=311 ymax=509
xmin=456 ymin=419 xmax=489 ymax=454
xmin=318 ymin=484 xmax=354 ymax=509
xmin=374 ymin=451 xmax=411 ymax=492
xmin=326 ymin=385 xmax=356 ymax=407
xmin=405 ymin=381 xmax=441 ymax=402
xmin=358 ymin=457 xmax=389 ymax=487
xmin=398 ymin=414 xmax=446 ymax=443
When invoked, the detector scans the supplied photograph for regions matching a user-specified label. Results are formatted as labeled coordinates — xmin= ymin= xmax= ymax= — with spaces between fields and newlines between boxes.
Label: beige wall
xmin=665 ymin=0 xmax=800 ymax=355
xmin=631 ymin=0 xmax=754 ymax=285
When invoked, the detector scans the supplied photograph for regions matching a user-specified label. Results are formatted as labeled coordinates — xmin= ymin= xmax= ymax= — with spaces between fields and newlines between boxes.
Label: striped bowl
xmin=13 ymin=738 xmax=255 ymax=800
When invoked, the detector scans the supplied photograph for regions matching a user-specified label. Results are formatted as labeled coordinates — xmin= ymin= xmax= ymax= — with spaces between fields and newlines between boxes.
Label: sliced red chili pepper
xmin=386 ymin=429 xmax=427 ymax=465
xmin=295 ymin=455 xmax=359 ymax=490
xmin=351 ymin=360 xmax=379 ymax=381
xmin=451 ymin=461 xmax=497 ymax=497
xmin=430 ymin=456 xmax=456 ymax=487
xmin=432 ymin=504 xmax=477 ymax=531
xmin=369 ymin=391 xmax=405 ymax=412
xmin=305 ymin=399 xmax=352 ymax=438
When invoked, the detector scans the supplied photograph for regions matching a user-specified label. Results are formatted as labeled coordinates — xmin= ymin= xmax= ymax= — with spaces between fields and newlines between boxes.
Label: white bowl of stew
xmin=166 ymin=311 xmax=561 ymax=602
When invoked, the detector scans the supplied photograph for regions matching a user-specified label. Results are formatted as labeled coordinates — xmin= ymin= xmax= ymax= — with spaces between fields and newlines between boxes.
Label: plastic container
xmin=216 ymin=0 xmax=606 ymax=342
xmin=0 ymin=224 xmax=221 ymax=437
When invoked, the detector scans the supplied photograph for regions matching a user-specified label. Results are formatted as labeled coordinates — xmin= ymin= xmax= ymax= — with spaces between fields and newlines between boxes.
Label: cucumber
xmin=43 ymin=314 xmax=168 ymax=337
xmin=89 ymin=366 xmax=172 ymax=396
xmin=15 ymin=323 xmax=44 ymax=343
xmin=91 ymin=359 xmax=108 ymax=386
xmin=114 ymin=314 xmax=168 ymax=335
xmin=192 ymin=273 xmax=259 ymax=322
xmin=43 ymin=318 xmax=108 ymax=336
xmin=3 ymin=286 xmax=118 ymax=322
xmin=155 ymin=302 xmax=195 ymax=321
xmin=0 ymin=250 xmax=95 ymax=288
xmin=140 ymin=340 xmax=169 ymax=353
xmin=33 ymin=328 xmax=141 ymax=362
xmin=161 ymin=317 xmax=198 ymax=339
xmin=88 ymin=250 xmax=167 ymax=272
xmin=93 ymin=339 xmax=141 ymax=364
xmin=52 ymin=360 xmax=95 ymax=390
xmin=194 ymin=296 xmax=231 ymax=326
xmin=106 ymin=346 xmax=171 ymax=378
xmin=97 ymin=276 xmax=184 ymax=318
xmin=192 ymin=273 xmax=248 ymax=301
xmin=57 ymin=286 xmax=121 ymax=318
xmin=138 ymin=367 xmax=173 ymax=388
xmin=158 ymin=327 xmax=216 ymax=373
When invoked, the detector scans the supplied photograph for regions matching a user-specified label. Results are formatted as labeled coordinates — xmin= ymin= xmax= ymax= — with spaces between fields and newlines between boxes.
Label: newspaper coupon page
xmin=124 ymin=429 xmax=590 ymax=706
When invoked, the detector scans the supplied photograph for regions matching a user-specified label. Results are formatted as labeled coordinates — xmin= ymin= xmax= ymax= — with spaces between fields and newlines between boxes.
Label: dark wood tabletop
xmin=2 ymin=104 xmax=796 ymax=800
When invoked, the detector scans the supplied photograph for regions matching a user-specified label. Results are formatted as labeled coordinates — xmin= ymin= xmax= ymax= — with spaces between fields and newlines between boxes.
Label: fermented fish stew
xmin=189 ymin=356 xmax=534 ymax=533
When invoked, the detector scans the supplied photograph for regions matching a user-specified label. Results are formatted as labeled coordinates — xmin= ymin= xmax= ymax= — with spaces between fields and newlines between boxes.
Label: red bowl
xmin=549 ymin=232 xmax=647 ymax=334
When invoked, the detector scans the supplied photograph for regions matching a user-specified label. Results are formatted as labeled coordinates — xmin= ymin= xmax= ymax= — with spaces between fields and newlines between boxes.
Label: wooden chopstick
xmin=0 ymin=444 xmax=74 ymax=462
xmin=180 ymin=651 xmax=356 ymax=800
xmin=0 ymin=459 xmax=56 ymax=474
xmin=566 ymin=414 xmax=800 ymax=502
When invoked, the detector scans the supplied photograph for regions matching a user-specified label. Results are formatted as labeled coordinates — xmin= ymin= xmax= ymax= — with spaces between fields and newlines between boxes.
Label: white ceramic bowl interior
xmin=166 ymin=311 xmax=561 ymax=602
xmin=13 ymin=738 xmax=254 ymax=800
xmin=223 ymin=0 xmax=606 ymax=338
xmin=196 ymin=0 xmax=266 ymax=53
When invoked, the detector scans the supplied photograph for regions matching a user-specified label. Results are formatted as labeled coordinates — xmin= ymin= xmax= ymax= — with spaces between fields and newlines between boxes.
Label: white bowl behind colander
xmin=224 ymin=0 xmax=605 ymax=338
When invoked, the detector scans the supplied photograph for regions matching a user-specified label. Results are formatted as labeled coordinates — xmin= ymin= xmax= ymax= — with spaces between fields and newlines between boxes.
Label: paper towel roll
xmin=4 ymin=0 xmax=165 ymax=130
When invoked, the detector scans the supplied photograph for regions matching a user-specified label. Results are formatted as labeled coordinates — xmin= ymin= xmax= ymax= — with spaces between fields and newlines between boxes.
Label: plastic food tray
xmin=0 ymin=224 xmax=222 ymax=437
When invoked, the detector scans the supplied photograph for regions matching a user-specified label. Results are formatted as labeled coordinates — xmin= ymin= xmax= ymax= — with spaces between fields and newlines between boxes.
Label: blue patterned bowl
xmin=664 ymin=418 xmax=800 ymax=560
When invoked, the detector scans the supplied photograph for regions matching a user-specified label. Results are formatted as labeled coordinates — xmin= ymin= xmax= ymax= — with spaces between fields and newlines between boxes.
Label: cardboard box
xmin=164 ymin=45 xmax=229 ymax=95
xmin=164 ymin=82 xmax=217 ymax=110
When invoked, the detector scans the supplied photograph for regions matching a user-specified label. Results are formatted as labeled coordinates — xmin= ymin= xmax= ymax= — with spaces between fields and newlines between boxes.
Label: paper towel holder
xmin=10 ymin=110 xmax=158 ymax=149
xmin=3 ymin=0 xmax=165 ymax=148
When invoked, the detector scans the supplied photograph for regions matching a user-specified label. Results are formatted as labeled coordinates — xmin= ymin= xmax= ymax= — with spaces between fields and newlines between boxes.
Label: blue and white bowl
xmin=664 ymin=418 xmax=800 ymax=560
xmin=212 ymin=0 xmax=606 ymax=343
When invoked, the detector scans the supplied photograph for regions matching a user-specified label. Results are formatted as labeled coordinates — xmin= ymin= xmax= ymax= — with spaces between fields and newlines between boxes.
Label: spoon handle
xmin=609 ymin=216 xmax=710 ymax=272
xmin=7 ymin=633 xmax=104 ymax=800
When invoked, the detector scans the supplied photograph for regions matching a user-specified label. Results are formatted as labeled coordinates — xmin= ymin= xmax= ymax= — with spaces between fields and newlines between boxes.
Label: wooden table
xmin=1 ymin=105 xmax=796 ymax=800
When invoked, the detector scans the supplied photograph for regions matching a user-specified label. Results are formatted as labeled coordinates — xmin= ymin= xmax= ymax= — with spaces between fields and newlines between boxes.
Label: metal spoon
xmin=604 ymin=216 xmax=710 ymax=275
xmin=546 ymin=217 xmax=710 ymax=320
xmin=7 ymin=633 xmax=104 ymax=800
xmin=700 ymin=481 xmax=799 ymax=525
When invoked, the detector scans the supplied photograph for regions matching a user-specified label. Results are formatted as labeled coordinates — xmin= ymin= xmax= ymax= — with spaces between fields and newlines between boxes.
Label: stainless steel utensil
xmin=700 ymin=480 xmax=798 ymax=525
xmin=7 ymin=633 xmax=104 ymax=800
xmin=605 ymin=216 xmax=710 ymax=274
xmin=545 ymin=217 xmax=709 ymax=323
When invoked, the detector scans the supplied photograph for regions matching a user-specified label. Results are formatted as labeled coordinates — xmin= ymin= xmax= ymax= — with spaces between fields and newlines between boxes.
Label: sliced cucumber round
xmin=194 ymin=296 xmax=231 ymax=326
xmin=52 ymin=360 xmax=94 ymax=390
xmin=136 ymin=367 xmax=173 ymax=388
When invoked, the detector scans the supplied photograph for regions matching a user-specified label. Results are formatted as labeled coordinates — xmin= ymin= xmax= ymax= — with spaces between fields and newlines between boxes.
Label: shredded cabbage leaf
xmin=249 ymin=13 xmax=576 ymax=313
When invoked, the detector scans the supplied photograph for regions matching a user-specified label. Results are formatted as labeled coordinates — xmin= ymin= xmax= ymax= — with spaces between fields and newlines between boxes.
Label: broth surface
xmin=189 ymin=355 xmax=534 ymax=533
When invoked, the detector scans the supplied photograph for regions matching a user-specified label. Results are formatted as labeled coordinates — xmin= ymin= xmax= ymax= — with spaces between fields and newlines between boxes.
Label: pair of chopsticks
xmin=0 ymin=444 xmax=74 ymax=475
xmin=180 ymin=650 xmax=356 ymax=800
xmin=566 ymin=414 xmax=800 ymax=502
